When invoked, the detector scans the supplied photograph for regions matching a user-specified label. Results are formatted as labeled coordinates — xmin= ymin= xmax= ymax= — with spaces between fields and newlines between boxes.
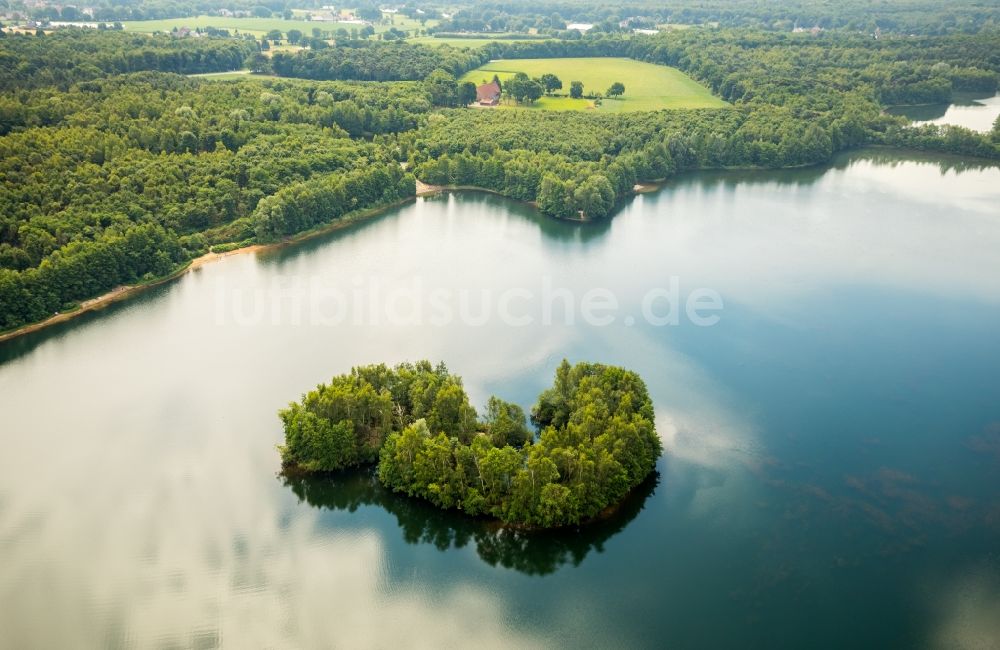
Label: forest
xmin=0 ymin=70 xmax=424 ymax=329
xmin=270 ymin=41 xmax=484 ymax=82
xmin=279 ymin=360 xmax=662 ymax=528
xmin=0 ymin=30 xmax=256 ymax=91
xmin=11 ymin=0 xmax=999 ymax=34
xmin=1 ymin=21 xmax=999 ymax=332
xmin=426 ymin=0 xmax=1000 ymax=35
xmin=403 ymin=29 xmax=1000 ymax=217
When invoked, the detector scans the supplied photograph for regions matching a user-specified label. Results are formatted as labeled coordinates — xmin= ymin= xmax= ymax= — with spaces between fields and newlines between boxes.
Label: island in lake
xmin=279 ymin=360 xmax=662 ymax=528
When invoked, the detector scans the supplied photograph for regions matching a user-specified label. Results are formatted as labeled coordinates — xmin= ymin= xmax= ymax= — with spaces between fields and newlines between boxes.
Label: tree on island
xmin=569 ymin=80 xmax=584 ymax=99
xmin=278 ymin=360 xmax=661 ymax=528
xmin=607 ymin=81 xmax=625 ymax=97
xmin=281 ymin=465 xmax=660 ymax=576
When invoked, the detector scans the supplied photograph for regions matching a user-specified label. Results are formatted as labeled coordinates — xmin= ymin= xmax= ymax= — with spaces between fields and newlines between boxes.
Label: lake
xmin=1 ymin=149 xmax=999 ymax=649
xmin=887 ymin=92 xmax=1000 ymax=132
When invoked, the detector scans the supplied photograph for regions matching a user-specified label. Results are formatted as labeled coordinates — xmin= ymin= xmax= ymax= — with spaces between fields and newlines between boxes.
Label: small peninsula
xmin=279 ymin=360 xmax=662 ymax=528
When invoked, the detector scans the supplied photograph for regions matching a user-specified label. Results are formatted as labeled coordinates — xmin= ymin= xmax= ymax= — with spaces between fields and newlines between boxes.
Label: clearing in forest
xmin=458 ymin=57 xmax=728 ymax=112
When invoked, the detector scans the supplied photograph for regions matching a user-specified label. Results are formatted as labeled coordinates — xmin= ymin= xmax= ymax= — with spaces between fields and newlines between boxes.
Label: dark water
xmin=1 ymin=150 xmax=999 ymax=649
xmin=887 ymin=92 xmax=1000 ymax=132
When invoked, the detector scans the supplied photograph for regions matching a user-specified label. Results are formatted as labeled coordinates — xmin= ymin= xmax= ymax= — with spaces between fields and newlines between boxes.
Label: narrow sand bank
xmin=0 ymin=197 xmax=414 ymax=343
xmin=0 ymin=245 xmax=265 ymax=343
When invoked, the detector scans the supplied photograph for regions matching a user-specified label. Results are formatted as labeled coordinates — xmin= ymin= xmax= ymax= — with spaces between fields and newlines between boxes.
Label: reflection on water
xmin=887 ymin=92 xmax=1000 ymax=133
xmin=257 ymin=190 xmax=613 ymax=274
xmin=1 ymin=149 xmax=999 ymax=648
xmin=836 ymin=148 xmax=1000 ymax=174
xmin=282 ymin=467 xmax=659 ymax=576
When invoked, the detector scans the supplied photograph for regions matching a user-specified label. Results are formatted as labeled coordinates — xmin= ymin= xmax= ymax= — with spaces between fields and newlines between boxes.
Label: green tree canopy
xmin=279 ymin=360 xmax=662 ymax=528
xmin=424 ymin=68 xmax=459 ymax=106
xmin=505 ymin=72 xmax=545 ymax=104
xmin=539 ymin=73 xmax=563 ymax=94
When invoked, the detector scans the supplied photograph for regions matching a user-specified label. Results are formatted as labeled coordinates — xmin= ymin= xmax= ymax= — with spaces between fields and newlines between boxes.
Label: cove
xmin=1 ymin=149 xmax=999 ymax=648
xmin=887 ymin=91 xmax=1000 ymax=132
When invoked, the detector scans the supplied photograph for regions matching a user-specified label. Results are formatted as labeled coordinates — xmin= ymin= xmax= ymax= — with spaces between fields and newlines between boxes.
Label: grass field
xmin=458 ymin=57 xmax=727 ymax=112
xmin=123 ymin=14 xmax=433 ymax=37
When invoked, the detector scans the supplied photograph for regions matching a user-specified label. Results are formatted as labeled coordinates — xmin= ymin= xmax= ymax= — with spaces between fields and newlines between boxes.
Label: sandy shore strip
xmin=415 ymin=179 xmax=445 ymax=196
xmin=0 ymin=245 xmax=266 ymax=343
xmin=0 ymin=194 xmax=422 ymax=343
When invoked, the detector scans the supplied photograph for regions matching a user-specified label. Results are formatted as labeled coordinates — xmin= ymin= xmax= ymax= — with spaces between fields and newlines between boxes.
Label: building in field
xmin=476 ymin=77 xmax=502 ymax=105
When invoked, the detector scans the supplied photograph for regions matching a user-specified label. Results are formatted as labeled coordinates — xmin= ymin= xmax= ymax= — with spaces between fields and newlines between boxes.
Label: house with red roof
xmin=476 ymin=76 xmax=502 ymax=106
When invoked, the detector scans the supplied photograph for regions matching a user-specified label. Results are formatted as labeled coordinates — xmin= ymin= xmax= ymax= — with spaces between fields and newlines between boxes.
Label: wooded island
xmin=279 ymin=360 xmax=662 ymax=528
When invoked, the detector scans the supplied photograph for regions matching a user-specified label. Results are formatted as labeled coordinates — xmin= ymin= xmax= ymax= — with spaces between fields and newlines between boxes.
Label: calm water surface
xmin=1 ymin=150 xmax=999 ymax=649
xmin=888 ymin=92 xmax=1000 ymax=132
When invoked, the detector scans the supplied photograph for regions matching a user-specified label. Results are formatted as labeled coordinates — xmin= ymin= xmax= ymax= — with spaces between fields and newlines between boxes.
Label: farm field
xmin=122 ymin=14 xmax=433 ymax=37
xmin=458 ymin=57 xmax=728 ymax=112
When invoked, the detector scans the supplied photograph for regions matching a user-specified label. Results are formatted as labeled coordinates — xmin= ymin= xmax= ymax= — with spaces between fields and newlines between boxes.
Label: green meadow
xmin=458 ymin=57 xmax=727 ymax=112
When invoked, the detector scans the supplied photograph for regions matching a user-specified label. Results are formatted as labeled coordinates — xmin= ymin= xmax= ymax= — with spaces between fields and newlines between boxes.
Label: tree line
xmin=21 ymin=0 xmax=290 ymax=23
xmin=1 ymin=26 xmax=999 ymax=330
xmin=429 ymin=0 xmax=1000 ymax=36
xmin=0 ymin=72 xmax=427 ymax=330
xmin=280 ymin=360 xmax=662 ymax=528
xmin=0 ymin=30 xmax=256 ymax=91
xmin=270 ymin=41 xmax=485 ymax=82
xmin=397 ymin=28 xmax=999 ymax=218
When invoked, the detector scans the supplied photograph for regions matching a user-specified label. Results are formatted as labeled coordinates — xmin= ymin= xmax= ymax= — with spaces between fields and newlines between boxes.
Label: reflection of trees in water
xmin=661 ymin=162 xmax=830 ymax=191
xmin=261 ymin=190 xmax=613 ymax=273
xmin=281 ymin=467 xmax=659 ymax=576
xmin=660 ymin=148 xmax=998 ymax=193
xmin=848 ymin=148 xmax=1000 ymax=174
xmin=0 ymin=281 xmax=172 ymax=366
xmin=886 ymin=91 xmax=995 ymax=122
xmin=886 ymin=103 xmax=950 ymax=122
xmin=427 ymin=190 xmax=615 ymax=242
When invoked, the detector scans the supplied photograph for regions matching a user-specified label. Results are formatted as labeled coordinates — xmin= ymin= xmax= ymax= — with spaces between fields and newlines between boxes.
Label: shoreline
xmin=416 ymin=180 xmax=532 ymax=202
xmin=0 ymin=245 xmax=264 ymax=343
xmin=281 ymin=462 xmax=660 ymax=532
xmin=5 ymin=146 xmax=996 ymax=344
xmin=0 ymin=196 xmax=415 ymax=344
xmin=416 ymin=181 xmax=599 ymax=222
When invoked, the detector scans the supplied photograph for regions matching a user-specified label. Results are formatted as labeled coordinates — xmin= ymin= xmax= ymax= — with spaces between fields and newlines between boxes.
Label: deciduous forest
xmin=1 ymin=6 xmax=999 ymax=331
xmin=279 ymin=360 xmax=662 ymax=528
